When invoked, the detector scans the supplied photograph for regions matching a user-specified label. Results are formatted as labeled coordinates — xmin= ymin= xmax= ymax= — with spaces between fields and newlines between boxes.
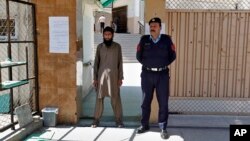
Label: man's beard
xmin=103 ymin=38 xmax=113 ymax=47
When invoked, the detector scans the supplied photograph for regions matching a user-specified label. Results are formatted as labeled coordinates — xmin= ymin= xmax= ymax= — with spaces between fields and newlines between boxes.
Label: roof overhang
xmin=100 ymin=0 xmax=117 ymax=8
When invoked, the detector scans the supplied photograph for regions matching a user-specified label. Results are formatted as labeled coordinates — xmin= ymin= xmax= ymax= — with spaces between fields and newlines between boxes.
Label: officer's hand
xmin=118 ymin=80 xmax=123 ymax=87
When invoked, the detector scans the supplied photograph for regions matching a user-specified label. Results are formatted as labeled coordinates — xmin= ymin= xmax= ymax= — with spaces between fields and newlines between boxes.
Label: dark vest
xmin=136 ymin=34 xmax=176 ymax=68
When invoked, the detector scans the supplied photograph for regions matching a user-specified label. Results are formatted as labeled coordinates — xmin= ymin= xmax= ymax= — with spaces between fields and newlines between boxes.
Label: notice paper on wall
xmin=49 ymin=16 xmax=69 ymax=53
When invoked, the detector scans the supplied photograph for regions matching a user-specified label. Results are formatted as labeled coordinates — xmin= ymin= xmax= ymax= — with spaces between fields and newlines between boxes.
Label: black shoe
xmin=160 ymin=130 xmax=169 ymax=139
xmin=136 ymin=125 xmax=150 ymax=134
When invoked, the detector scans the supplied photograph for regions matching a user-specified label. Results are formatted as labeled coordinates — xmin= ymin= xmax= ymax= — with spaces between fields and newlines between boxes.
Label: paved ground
xmin=22 ymin=113 xmax=250 ymax=141
xmin=23 ymin=125 xmax=228 ymax=141
xmin=3 ymin=113 xmax=250 ymax=141
xmin=22 ymin=116 xmax=231 ymax=141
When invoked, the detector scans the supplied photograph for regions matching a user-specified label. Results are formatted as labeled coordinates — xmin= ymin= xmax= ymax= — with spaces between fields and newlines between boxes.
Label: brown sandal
xmin=116 ymin=120 xmax=124 ymax=128
xmin=91 ymin=120 xmax=99 ymax=128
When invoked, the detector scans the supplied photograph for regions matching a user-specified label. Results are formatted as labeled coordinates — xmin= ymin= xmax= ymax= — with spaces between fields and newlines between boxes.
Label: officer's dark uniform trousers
xmin=136 ymin=34 xmax=176 ymax=130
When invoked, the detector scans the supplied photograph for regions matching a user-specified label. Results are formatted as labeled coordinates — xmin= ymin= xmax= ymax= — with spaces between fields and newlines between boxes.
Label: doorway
xmin=112 ymin=6 xmax=127 ymax=33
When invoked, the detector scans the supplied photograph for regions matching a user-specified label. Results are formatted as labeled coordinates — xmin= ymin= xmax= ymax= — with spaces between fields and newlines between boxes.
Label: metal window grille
xmin=166 ymin=0 xmax=250 ymax=10
xmin=0 ymin=0 xmax=37 ymax=132
xmin=0 ymin=19 xmax=16 ymax=37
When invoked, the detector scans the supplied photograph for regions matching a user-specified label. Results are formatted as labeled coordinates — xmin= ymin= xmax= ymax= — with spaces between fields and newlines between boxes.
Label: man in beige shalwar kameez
xmin=92 ymin=26 xmax=124 ymax=128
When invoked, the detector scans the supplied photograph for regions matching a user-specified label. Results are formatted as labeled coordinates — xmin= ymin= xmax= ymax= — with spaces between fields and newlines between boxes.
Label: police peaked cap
xmin=149 ymin=17 xmax=161 ymax=26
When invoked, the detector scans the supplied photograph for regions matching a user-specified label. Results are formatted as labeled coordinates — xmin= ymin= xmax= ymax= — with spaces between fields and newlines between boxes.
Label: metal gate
xmin=0 ymin=0 xmax=38 ymax=132
xmin=166 ymin=0 xmax=250 ymax=115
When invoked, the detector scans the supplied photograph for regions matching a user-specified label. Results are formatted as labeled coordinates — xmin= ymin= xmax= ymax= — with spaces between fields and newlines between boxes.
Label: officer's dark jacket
xmin=136 ymin=34 xmax=176 ymax=68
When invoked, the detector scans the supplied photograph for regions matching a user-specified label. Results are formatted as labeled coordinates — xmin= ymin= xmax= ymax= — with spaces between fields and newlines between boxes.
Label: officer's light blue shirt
xmin=150 ymin=34 xmax=161 ymax=43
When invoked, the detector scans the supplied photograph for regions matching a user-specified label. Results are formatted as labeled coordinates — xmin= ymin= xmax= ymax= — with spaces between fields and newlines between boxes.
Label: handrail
xmin=138 ymin=21 xmax=145 ymax=35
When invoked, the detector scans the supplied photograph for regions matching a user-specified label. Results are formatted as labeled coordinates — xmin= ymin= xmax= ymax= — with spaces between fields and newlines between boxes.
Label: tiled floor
xmin=23 ymin=123 xmax=229 ymax=141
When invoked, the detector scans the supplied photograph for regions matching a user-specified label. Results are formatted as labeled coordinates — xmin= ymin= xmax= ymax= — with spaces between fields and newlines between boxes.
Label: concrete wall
xmin=127 ymin=17 xmax=139 ymax=34
xmin=31 ymin=0 xmax=78 ymax=124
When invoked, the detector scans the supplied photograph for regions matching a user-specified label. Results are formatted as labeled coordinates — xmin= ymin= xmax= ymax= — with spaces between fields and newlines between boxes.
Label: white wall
xmin=82 ymin=4 xmax=95 ymax=62
xmin=139 ymin=0 xmax=144 ymax=22
xmin=133 ymin=0 xmax=140 ymax=17
xmin=80 ymin=2 xmax=95 ymax=102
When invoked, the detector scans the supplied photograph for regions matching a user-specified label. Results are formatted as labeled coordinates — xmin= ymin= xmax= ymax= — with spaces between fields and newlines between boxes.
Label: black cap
xmin=149 ymin=17 xmax=161 ymax=27
xmin=103 ymin=26 xmax=114 ymax=34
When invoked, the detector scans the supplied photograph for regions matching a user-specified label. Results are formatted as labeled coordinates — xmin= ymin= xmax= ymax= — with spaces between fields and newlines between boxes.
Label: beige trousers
xmin=93 ymin=93 xmax=123 ymax=124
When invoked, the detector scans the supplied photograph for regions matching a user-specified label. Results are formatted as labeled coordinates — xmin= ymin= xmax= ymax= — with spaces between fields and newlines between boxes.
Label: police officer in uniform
xmin=136 ymin=17 xmax=176 ymax=139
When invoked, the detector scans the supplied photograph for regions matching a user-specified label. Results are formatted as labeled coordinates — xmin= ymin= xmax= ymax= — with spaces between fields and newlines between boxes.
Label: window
xmin=0 ymin=19 xmax=16 ymax=40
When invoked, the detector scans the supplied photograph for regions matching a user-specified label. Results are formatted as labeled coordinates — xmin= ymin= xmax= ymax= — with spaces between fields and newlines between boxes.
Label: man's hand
xmin=118 ymin=80 xmax=123 ymax=87
xmin=93 ymin=80 xmax=98 ymax=88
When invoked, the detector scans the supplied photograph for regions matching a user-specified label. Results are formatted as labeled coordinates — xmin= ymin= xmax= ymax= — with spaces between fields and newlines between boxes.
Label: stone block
xmin=15 ymin=103 xmax=33 ymax=128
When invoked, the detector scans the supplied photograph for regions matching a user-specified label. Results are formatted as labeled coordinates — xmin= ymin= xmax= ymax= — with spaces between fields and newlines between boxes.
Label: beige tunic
xmin=94 ymin=42 xmax=123 ymax=98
